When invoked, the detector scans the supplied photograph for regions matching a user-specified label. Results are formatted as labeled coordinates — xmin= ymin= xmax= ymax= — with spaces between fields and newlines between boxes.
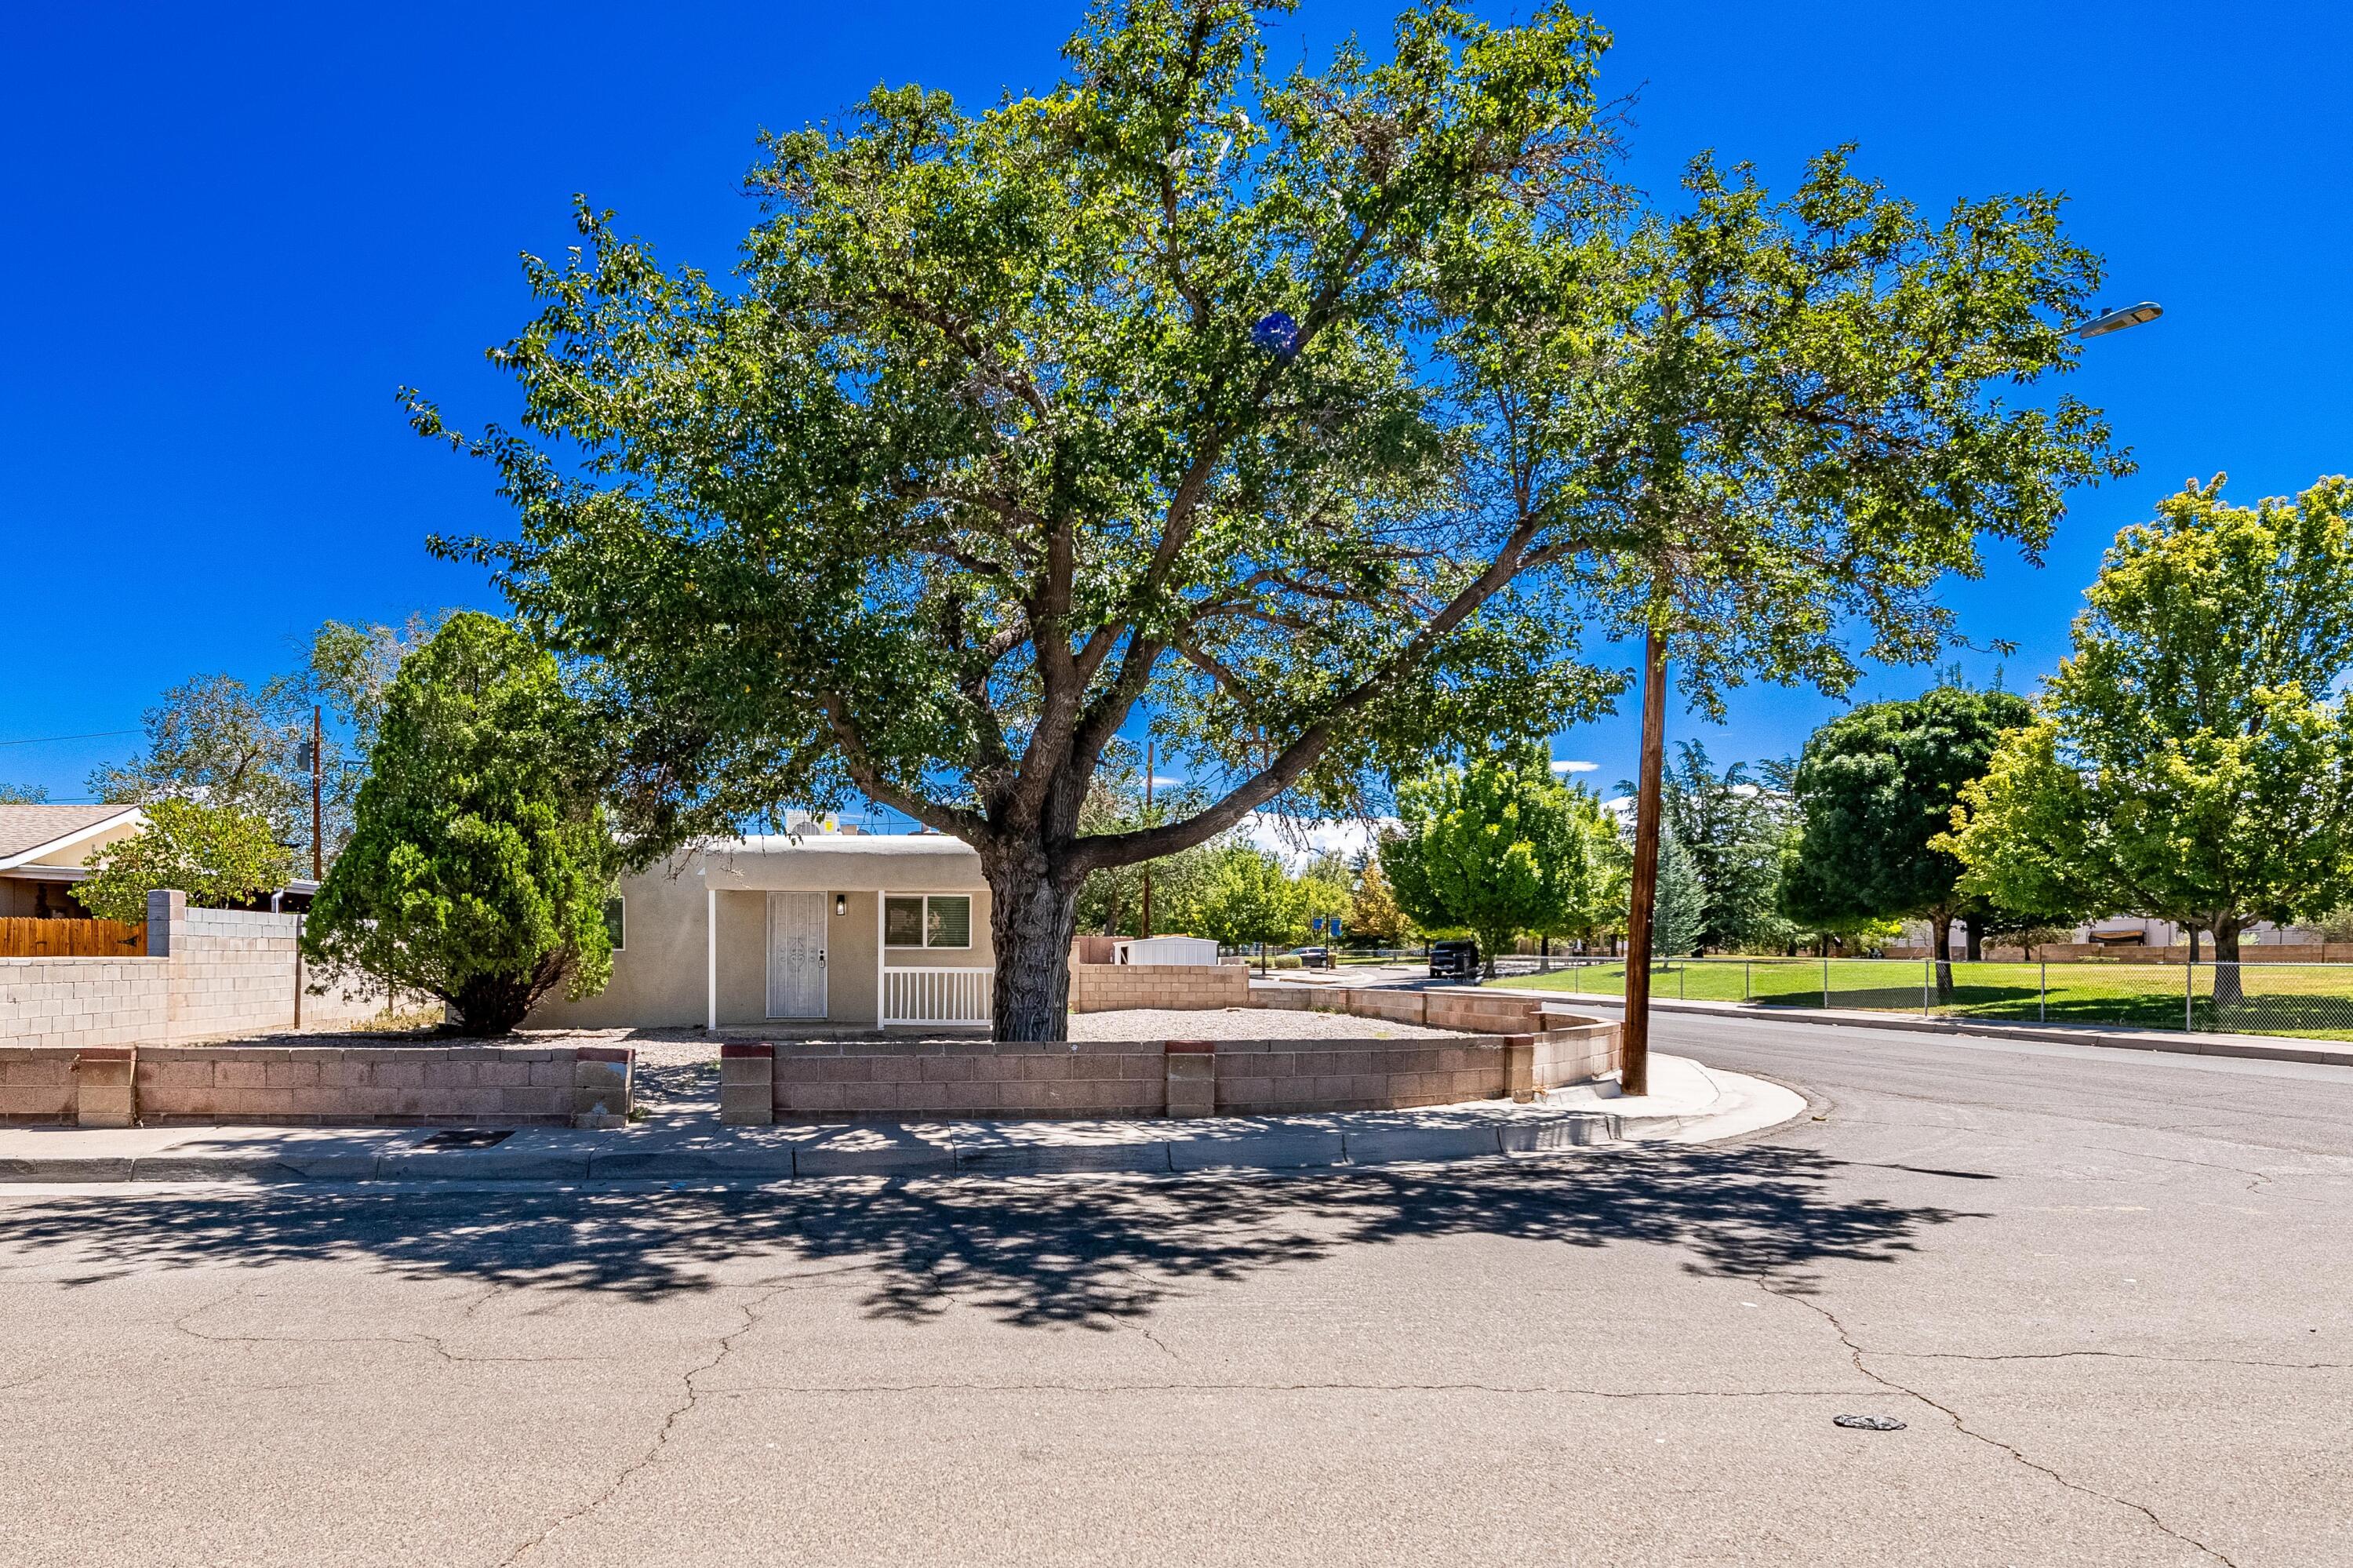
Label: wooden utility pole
xmin=1620 ymin=622 xmax=1670 ymax=1097
xmin=310 ymin=704 xmax=325 ymax=882
xmin=1140 ymin=739 xmax=1155 ymax=937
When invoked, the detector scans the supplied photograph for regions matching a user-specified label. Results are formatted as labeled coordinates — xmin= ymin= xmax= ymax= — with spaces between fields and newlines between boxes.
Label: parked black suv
xmin=1427 ymin=939 xmax=1479 ymax=979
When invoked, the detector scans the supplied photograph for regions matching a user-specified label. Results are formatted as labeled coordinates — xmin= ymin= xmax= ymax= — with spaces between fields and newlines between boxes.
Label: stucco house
xmin=0 ymin=804 xmax=147 ymax=919
xmin=533 ymin=833 xmax=996 ymax=1032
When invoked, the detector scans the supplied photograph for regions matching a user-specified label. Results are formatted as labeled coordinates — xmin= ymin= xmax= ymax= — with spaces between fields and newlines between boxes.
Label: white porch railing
xmin=883 ymin=966 xmax=994 ymax=1027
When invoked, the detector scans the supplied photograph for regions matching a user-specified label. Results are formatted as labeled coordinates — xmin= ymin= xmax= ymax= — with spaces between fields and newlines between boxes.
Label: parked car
xmin=1293 ymin=945 xmax=1332 ymax=970
xmin=1427 ymin=939 xmax=1478 ymax=979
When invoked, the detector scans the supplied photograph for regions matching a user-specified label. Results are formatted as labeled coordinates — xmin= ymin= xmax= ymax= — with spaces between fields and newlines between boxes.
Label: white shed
xmin=1115 ymin=935 xmax=1222 ymax=966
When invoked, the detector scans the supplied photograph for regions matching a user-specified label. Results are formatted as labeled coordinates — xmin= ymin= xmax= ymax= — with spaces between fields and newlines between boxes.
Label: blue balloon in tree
xmin=1250 ymin=311 xmax=1300 ymax=359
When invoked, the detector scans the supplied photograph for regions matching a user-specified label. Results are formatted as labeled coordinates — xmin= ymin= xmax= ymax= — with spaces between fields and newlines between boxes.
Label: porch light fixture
xmin=835 ymin=893 xmax=846 ymax=916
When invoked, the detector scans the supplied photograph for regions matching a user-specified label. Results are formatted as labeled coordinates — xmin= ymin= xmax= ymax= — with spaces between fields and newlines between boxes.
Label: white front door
xmin=766 ymin=893 xmax=827 ymax=1019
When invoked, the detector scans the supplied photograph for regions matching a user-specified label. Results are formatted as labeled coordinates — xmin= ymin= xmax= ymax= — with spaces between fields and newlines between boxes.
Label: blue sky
xmin=4 ymin=1 xmax=2345 ymax=805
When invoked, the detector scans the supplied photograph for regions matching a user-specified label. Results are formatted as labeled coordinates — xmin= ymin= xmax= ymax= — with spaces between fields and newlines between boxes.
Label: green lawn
xmin=1490 ymin=958 xmax=2353 ymax=1041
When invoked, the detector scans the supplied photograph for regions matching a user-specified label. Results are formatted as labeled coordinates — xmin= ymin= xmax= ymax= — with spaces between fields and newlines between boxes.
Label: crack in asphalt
xmin=495 ymin=1280 xmax=794 ymax=1568
xmin=1871 ymin=1347 xmax=2351 ymax=1372
xmin=1755 ymin=1276 xmax=2241 ymax=1568
xmin=706 ymin=1379 xmax=1869 ymax=1399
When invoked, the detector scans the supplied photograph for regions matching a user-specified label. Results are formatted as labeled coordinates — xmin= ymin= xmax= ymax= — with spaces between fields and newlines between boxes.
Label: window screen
xmin=883 ymin=897 xmax=926 ymax=948
xmin=926 ymin=895 xmax=972 ymax=948
xmin=603 ymin=897 xmax=625 ymax=952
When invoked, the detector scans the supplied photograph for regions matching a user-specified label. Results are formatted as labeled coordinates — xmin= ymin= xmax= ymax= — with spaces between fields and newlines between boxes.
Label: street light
xmin=2073 ymin=300 xmax=2163 ymax=338
xmin=1613 ymin=295 xmax=2162 ymax=1098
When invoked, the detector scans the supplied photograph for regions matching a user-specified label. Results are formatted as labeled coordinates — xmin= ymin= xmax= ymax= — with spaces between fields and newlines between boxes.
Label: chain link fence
xmin=1504 ymin=956 xmax=2353 ymax=1041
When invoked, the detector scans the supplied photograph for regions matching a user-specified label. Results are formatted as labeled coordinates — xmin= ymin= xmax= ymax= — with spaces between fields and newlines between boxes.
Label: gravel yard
xmin=1067 ymin=1006 xmax=1467 ymax=1040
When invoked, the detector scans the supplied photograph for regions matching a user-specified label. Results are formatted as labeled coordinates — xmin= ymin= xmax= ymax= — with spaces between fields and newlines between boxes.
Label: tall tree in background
xmin=1946 ymin=476 xmax=2353 ymax=1002
xmin=1345 ymin=853 xmax=1410 ymax=947
xmin=1634 ymin=741 xmax=1797 ymax=951
xmin=0 ymin=784 xmax=49 ymax=804
xmin=1176 ymin=845 xmax=1307 ymax=970
xmin=1384 ymin=745 xmax=1594 ymax=977
xmin=303 ymin=613 xmax=619 ymax=1035
xmin=1646 ymin=828 xmax=1707 ymax=958
xmin=1782 ymin=684 xmax=2034 ymax=996
xmin=87 ymin=617 xmax=436 ymax=868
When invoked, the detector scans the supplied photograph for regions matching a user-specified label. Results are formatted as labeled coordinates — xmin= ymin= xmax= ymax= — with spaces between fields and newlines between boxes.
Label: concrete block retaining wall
xmin=727 ymin=988 xmax=1620 ymax=1123
xmin=1067 ymin=961 xmax=1251 ymax=1013
xmin=0 ymin=1044 xmax=633 ymax=1127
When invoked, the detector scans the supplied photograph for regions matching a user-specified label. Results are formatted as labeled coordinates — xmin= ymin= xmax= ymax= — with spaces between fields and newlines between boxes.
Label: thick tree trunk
xmin=982 ymin=845 xmax=1085 ymax=1042
xmin=2210 ymin=918 xmax=2244 ymax=1010
xmin=1963 ymin=920 xmax=1984 ymax=962
xmin=1929 ymin=912 xmax=1955 ymax=1002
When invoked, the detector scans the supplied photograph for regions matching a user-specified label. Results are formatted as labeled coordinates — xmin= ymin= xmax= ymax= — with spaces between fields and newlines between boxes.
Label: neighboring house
xmin=0 ymin=804 xmax=147 ymax=919
xmin=1899 ymin=914 xmax=2324 ymax=954
xmin=533 ymin=833 xmax=996 ymax=1032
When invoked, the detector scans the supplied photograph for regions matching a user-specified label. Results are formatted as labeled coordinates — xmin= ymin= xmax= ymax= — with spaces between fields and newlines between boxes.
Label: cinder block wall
xmin=773 ymin=1039 xmax=1168 ymax=1119
xmin=753 ymin=988 xmax=1621 ymax=1122
xmin=0 ymin=896 xmax=411 ymax=1049
xmin=1067 ymin=962 xmax=1249 ymax=1013
xmin=0 ymin=959 xmax=169 ymax=1050
xmin=1209 ymin=1036 xmax=1515 ymax=1114
xmin=0 ymin=1047 xmax=78 ymax=1121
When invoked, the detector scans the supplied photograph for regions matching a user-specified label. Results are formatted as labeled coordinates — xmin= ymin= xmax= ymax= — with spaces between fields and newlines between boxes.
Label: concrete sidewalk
xmin=0 ymin=1053 xmax=1799 ymax=1184
xmin=1486 ymin=987 xmax=2353 ymax=1068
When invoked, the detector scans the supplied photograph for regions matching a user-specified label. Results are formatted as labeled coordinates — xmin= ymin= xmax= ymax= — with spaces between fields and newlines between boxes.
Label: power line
xmin=0 ymin=729 xmax=139 ymax=748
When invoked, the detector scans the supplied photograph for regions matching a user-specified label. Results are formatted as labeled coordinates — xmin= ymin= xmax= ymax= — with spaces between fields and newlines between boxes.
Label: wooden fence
xmin=0 ymin=918 xmax=147 ymax=958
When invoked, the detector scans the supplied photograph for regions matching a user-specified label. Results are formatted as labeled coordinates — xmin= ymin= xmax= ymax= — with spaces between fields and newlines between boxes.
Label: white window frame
xmin=882 ymin=893 xmax=974 ymax=951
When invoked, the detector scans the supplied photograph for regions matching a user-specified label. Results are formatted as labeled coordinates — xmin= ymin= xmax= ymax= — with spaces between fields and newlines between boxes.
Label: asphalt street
xmin=2 ymin=1014 xmax=2348 ymax=1566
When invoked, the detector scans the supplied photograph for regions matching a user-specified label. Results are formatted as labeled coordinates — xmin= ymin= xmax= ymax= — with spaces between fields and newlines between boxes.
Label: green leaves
xmin=1381 ymin=744 xmax=1605 ymax=971
xmin=1782 ymin=684 xmax=2035 ymax=928
xmin=302 ymin=613 xmax=620 ymax=1035
xmin=1946 ymin=476 xmax=2353 ymax=942
xmin=1176 ymin=843 xmax=1310 ymax=951
xmin=75 ymin=799 xmax=295 ymax=922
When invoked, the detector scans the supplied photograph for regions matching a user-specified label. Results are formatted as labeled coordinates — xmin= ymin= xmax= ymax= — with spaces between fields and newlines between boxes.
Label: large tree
xmin=303 ymin=613 xmax=620 ymax=1035
xmin=419 ymin=0 xmax=2122 ymax=1039
xmin=1946 ymin=475 xmax=2353 ymax=999
xmin=1383 ymin=745 xmax=1595 ymax=976
xmin=1632 ymin=741 xmax=1797 ymax=951
xmin=1781 ymin=684 xmax=2035 ymax=994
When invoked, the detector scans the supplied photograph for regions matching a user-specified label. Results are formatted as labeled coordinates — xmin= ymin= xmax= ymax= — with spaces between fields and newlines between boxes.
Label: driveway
xmin=0 ymin=1013 xmax=2344 ymax=1566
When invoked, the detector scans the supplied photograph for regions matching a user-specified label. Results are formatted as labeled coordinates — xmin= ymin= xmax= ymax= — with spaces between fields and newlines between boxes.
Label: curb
xmin=1499 ymin=991 xmax=2353 ymax=1069
xmin=0 ymin=1111 xmax=1635 ymax=1185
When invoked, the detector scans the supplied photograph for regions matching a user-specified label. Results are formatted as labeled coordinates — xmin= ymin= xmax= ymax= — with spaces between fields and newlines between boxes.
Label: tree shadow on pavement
xmin=0 ymin=1148 xmax=1978 ymax=1327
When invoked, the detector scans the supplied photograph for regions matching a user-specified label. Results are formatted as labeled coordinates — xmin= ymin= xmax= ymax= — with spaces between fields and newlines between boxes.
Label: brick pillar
xmin=572 ymin=1046 xmax=633 ymax=1128
xmin=1501 ymin=1034 xmax=1536 ymax=1103
xmin=721 ymin=1042 xmax=775 ymax=1126
xmin=1165 ymin=1040 xmax=1215 ymax=1119
xmin=75 ymin=1047 xmax=136 ymax=1128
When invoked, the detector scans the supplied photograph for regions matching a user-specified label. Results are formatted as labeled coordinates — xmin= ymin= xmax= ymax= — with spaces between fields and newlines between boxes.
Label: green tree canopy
xmin=302 ymin=613 xmax=619 ymax=1035
xmin=1946 ymin=475 xmax=2353 ymax=991
xmin=416 ymin=0 xmax=2122 ymax=1040
xmin=1781 ymin=683 xmax=2033 ymax=986
xmin=1175 ymin=844 xmax=1307 ymax=962
xmin=1631 ymin=742 xmax=1798 ymax=951
xmin=75 ymin=799 xmax=295 ymax=923
xmin=1647 ymin=828 xmax=1707 ymax=958
xmin=1383 ymin=745 xmax=1594 ymax=975
xmin=87 ymin=617 xmax=437 ymax=869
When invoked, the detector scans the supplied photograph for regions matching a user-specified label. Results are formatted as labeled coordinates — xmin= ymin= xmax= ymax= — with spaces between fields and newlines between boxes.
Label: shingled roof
xmin=0 ymin=804 xmax=143 ymax=865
